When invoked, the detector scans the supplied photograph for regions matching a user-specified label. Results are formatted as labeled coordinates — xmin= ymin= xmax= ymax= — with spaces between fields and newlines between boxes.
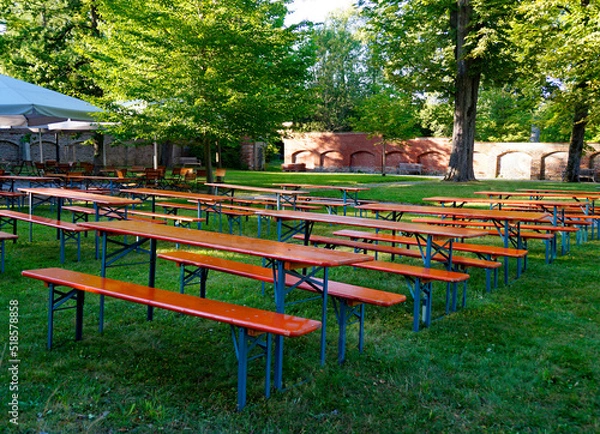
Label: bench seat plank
xmin=22 ymin=267 xmax=321 ymax=411
xmin=0 ymin=210 xmax=89 ymax=263
xmin=333 ymin=229 xmax=528 ymax=259
xmin=157 ymin=250 xmax=406 ymax=362
xmin=294 ymin=234 xmax=502 ymax=272
xmin=22 ymin=267 xmax=320 ymax=337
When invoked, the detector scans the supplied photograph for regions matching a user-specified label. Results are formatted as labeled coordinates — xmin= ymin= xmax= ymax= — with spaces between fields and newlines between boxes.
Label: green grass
xmin=1 ymin=175 xmax=599 ymax=433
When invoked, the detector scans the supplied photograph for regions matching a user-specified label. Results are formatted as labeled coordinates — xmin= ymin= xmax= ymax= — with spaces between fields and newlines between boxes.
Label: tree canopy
xmin=511 ymin=0 xmax=600 ymax=181
xmin=361 ymin=0 xmax=520 ymax=181
xmin=0 ymin=0 xmax=101 ymax=98
xmin=83 ymin=0 xmax=313 ymax=144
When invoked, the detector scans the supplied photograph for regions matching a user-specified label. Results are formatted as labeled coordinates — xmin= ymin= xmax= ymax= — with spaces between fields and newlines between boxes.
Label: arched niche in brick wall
xmin=497 ymin=151 xmax=532 ymax=179
xmin=417 ymin=151 xmax=447 ymax=175
xmin=320 ymin=150 xmax=344 ymax=169
xmin=385 ymin=150 xmax=408 ymax=167
xmin=588 ymin=152 xmax=600 ymax=170
xmin=27 ymin=139 xmax=57 ymax=163
xmin=541 ymin=151 xmax=568 ymax=181
xmin=0 ymin=140 xmax=20 ymax=162
xmin=473 ymin=151 xmax=489 ymax=179
xmin=350 ymin=150 xmax=376 ymax=172
xmin=291 ymin=150 xmax=315 ymax=169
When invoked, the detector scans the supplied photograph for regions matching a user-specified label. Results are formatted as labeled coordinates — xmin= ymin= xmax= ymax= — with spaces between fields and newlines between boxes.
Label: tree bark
xmin=92 ymin=132 xmax=104 ymax=169
xmin=564 ymin=99 xmax=589 ymax=182
xmin=203 ymin=136 xmax=214 ymax=184
xmin=564 ymin=0 xmax=590 ymax=183
xmin=445 ymin=0 xmax=479 ymax=182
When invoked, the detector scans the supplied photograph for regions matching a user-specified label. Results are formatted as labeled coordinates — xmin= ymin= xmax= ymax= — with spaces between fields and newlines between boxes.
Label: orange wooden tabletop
xmin=255 ymin=209 xmax=490 ymax=239
xmin=356 ymin=203 xmax=551 ymax=223
xmin=79 ymin=219 xmax=372 ymax=269
xmin=121 ymin=187 xmax=224 ymax=203
xmin=0 ymin=175 xmax=56 ymax=182
xmin=474 ymin=190 xmax=600 ymax=199
xmin=275 ymin=183 xmax=370 ymax=192
xmin=205 ymin=183 xmax=309 ymax=195
xmin=423 ymin=196 xmax=584 ymax=208
xmin=18 ymin=187 xmax=141 ymax=206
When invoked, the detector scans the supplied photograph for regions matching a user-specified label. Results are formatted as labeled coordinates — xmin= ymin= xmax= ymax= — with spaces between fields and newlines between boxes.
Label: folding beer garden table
xmin=78 ymin=219 xmax=373 ymax=388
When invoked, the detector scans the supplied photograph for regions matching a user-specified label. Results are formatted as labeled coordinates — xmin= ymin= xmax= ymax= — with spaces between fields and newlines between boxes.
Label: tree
xmin=512 ymin=0 xmax=600 ymax=182
xmin=81 ymin=0 xmax=314 ymax=178
xmin=351 ymin=88 xmax=421 ymax=174
xmin=361 ymin=0 xmax=519 ymax=181
xmin=0 ymin=0 xmax=102 ymax=98
xmin=302 ymin=9 xmax=379 ymax=132
xmin=476 ymin=86 xmax=537 ymax=142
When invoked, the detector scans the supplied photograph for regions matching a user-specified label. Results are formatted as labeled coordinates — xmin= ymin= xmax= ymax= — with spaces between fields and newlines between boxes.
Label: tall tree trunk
xmin=445 ymin=0 xmax=479 ymax=182
xmin=203 ymin=136 xmax=214 ymax=184
xmin=565 ymin=99 xmax=589 ymax=182
xmin=92 ymin=132 xmax=104 ymax=168
xmin=564 ymin=0 xmax=590 ymax=183
xmin=160 ymin=141 xmax=173 ymax=167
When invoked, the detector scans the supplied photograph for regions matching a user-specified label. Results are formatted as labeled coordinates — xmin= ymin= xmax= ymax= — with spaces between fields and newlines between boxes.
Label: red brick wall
xmin=283 ymin=132 xmax=600 ymax=180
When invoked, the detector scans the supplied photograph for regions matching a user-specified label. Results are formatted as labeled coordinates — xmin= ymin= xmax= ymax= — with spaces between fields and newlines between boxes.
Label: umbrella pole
xmin=39 ymin=132 xmax=44 ymax=163
xmin=55 ymin=133 xmax=60 ymax=163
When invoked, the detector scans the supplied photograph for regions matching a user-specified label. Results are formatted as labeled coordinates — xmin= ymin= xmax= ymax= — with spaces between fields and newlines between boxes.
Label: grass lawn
xmin=0 ymin=173 xmax=599 ymax=433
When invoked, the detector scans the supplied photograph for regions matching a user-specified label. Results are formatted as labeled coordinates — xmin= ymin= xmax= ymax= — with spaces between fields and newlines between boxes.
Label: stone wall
xmin=1 ymin=131 xmax=265 ymax=171
xmin=0 ymin=131 xmax=162 ymax=168
xmin=283 ymin=133 xmax=600 ymax=180
xmin=4 ymin=129 xmax=600 ymax=181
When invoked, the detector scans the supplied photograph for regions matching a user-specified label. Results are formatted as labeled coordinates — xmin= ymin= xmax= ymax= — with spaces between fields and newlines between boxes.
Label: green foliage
xmin=362 ymin=0 xmax=519 ymax=98
xmin=511 ymin=0 xmax=600 ymax=148
xmin=476 ymin=86 xmax=536 ymax=142
xmin=0 ymin=0 xmax=102 ymax=98
xmin=351 ymin=88 xmax=422 ymax=142
xmin=300 ymin=9 xmax=382 ymax=132
xmin=419 ymin=93 xmax=454 ymax=138
xmin=82 ymin=0 xmax=314 ymax=147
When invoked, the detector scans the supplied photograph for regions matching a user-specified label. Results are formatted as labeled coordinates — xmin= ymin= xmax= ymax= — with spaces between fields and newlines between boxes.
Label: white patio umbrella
xmin=47 ymin=120 xmax=115 ymax=165
xmin=0 ymin=74 xmax=102 ymax=163
xmin=0 ymin=74 xmax=102 ymax=128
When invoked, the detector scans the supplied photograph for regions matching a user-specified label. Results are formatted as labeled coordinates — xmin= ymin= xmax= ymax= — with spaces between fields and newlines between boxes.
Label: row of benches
xmin=9 ymin=197 xmax=589 ymax=410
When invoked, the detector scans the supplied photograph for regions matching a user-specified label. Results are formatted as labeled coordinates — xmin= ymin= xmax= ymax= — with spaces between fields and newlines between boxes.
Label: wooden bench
xmin=156 ymin=201 xmax=254 ymax=234
xmin=281 ymin=163 xmax=306 ymax=172
xmin=293 ymin=234 xmax=501 ymax=293
xmin=157 ymin=251 xmax=406 ymax=362
xmin=0 ymin=191 xmax=25 ymax=209
xmin=332 ymin=229 xmax=528 ymax=285
xmin=350 ymin=260 xmax=469 ymax=331
xmin=0 ymin=230 xmax=18 ymax=272
xmin=127 ymin=209 xmax=205 ymax=229
xmin=62 ymin=205 xmax=168 ymax=230
xmin=0 ymin=210 xmax=90 ymax=263
xmin=578 ymin=168 xmax=596 ymax=182
xmin=21 ymin=267 xmax=321 ymax=411
xmin=397 ymin=163 xmax=423 ymax=175
xmin=564 ymin=213 xmax=599 ymax=241
xmin=410 ymin=217 xmax=570 ymax=261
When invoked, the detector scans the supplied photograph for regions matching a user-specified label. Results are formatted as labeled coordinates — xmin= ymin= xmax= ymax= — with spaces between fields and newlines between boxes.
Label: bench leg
xmin=236 ymin=327 xmax=249 ymax=411
xmin=411 ymin=277 xmax=433 ymax=332
xmin=75 ymin=290 xmax=85 ymax=342
xmin=59 ymin=231 xmax=65 ymax=264
xmin=332 ymin=299 xmax=365 ymax=364
xmin=0 ymin=240 xmax=4 ymax=273
xmin=232 ymin=327 xmax=271 ymax=411
xmin=178 ymin=265 xmax=209 ymax=297
xmin=47 ymin=284 xmax=84 ymax=350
